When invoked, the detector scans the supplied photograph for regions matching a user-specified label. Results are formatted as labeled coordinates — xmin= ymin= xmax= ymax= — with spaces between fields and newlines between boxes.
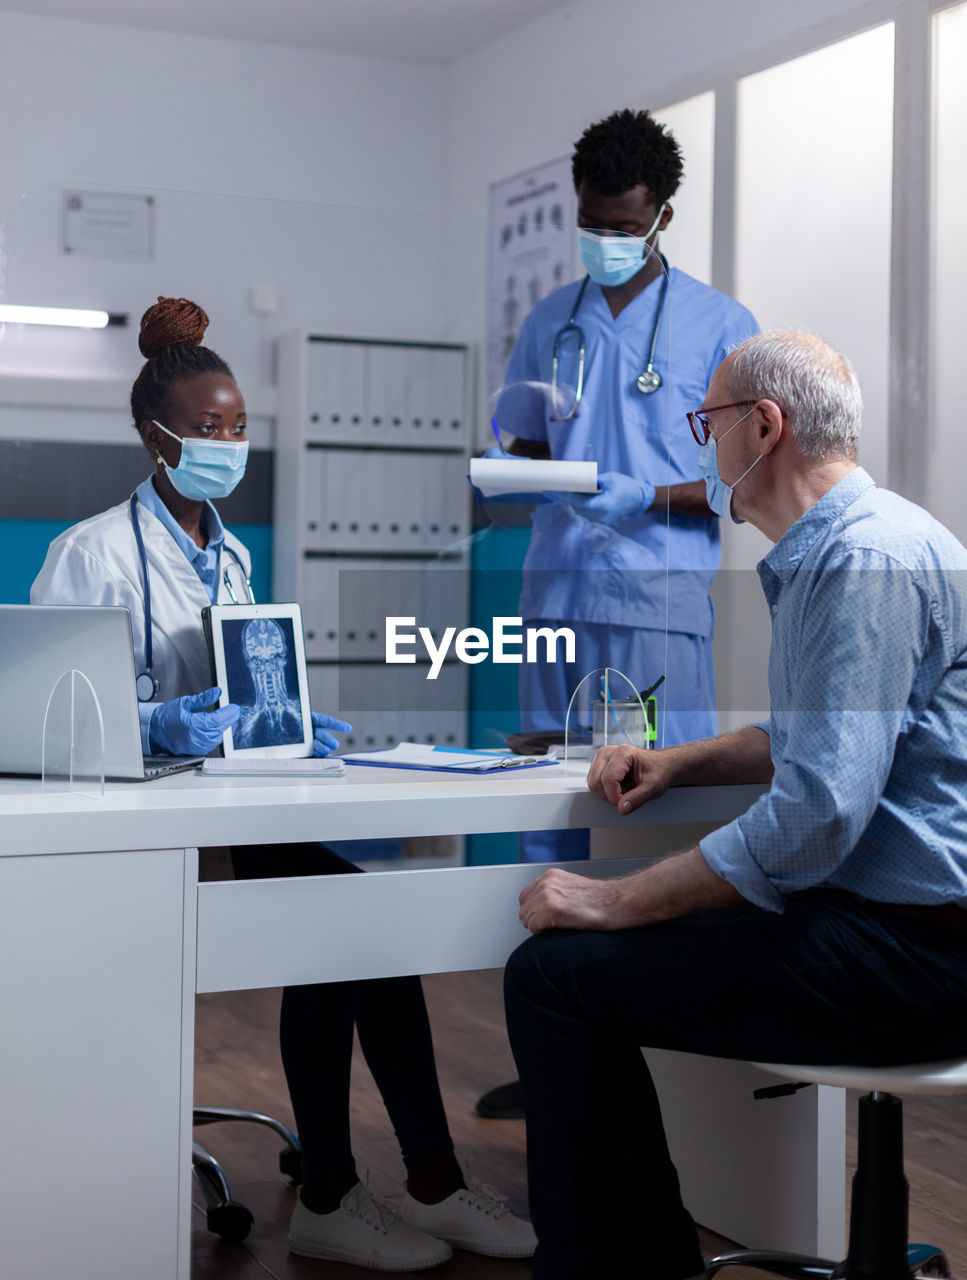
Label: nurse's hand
xmin=587 ymin=743 xmax=674 ymax=815
xmin=550 ymin=471 xmax=655 ymax=524
xmin=149 ymin=687 xmax=240 ymax=756
xmin=311 ymin=711 xmax=353 ymax=757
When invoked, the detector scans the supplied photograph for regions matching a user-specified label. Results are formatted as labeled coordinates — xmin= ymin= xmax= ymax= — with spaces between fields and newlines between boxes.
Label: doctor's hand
xmin=311 ymin=711 xmax=353 ymax=757
xmin=587 ymin=744 xmax=675 ymax=815
xmin=148 ymin=687 xmax=240 ymax=756
xmin=550 ymin=471 xmax=655 ymax=524
xmin=519 ymin=867 xmax=623 ymax=933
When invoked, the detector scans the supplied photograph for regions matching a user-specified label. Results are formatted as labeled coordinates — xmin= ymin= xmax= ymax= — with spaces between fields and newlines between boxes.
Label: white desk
xmin=0 ymin=768 xmax=843 ymax=1279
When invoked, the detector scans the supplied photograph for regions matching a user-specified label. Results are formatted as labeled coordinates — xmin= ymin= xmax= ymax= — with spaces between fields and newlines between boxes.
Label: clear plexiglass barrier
xmin=42 ymin=668 xmax=105 ymax=799
xmin=563 ymin=667 xmax=651 ymax=765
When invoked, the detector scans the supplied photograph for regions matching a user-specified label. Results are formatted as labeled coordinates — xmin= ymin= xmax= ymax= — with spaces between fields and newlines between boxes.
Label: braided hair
xmin=130 ymin=297 xmax=234 ymax=430
xmin=571 ymin=109 xmax=684 ymax=205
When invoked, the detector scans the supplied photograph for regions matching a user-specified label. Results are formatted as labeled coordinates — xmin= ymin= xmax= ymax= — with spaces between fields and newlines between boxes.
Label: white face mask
xmin=153 ymin=420 xmax=248 ymax=501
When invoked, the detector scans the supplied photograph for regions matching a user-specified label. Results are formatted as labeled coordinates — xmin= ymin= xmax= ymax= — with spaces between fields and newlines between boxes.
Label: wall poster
xmin=486 ymin=156 xmax=577 ymax=406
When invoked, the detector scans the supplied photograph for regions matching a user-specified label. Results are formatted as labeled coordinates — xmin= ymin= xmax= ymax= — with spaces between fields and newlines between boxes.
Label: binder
xmin=342 ymin=743 xmax=558 ymax=775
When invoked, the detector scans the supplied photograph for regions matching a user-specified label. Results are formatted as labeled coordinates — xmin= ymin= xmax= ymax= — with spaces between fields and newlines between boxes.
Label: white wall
xmin=0 ymin=10 xmax=449 ymax=393
xmin=930 ymin=1 xmax=967 ymax=545
xmin=442 ymin=0 xmax=875 ymax=367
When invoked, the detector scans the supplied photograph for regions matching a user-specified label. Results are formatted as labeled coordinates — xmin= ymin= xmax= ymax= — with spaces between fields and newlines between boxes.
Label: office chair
xmin=705 ymin=1056 xmax=967 ymax=1280
xmin=192 ymin=1106 xmax=303 ymax=1242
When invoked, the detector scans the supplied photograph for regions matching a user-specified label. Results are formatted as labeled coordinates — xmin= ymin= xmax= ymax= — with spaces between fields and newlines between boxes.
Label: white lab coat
xmin=31 ymin=496 xmax=252 ymax=704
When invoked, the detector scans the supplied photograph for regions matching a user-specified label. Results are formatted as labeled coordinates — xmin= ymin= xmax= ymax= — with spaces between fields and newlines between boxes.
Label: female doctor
xmin=31 ymin=297 xmax=534 ymax=1271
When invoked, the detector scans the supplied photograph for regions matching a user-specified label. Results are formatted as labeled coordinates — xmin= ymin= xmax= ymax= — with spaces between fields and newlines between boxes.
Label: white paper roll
xmin=470 ymin=457 xmax=598 ymax=497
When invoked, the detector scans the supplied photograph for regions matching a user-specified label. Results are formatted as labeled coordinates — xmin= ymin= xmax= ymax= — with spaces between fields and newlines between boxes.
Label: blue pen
xmin=600 ymin=674 xmax=621 ymax=729
xmin=490 ymin=417 xmax=503 ymax=450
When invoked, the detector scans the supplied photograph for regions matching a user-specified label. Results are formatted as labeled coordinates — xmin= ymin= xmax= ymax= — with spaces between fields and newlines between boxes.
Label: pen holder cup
xmin=592 ymin=698 xmax=650 ymax=751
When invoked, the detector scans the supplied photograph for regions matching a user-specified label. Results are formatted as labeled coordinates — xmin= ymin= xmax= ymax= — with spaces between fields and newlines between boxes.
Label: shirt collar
xmin=134 ymin=475 xmax=225 ymax=567
xmin=759 ymin=467 xmax=875 ymax=586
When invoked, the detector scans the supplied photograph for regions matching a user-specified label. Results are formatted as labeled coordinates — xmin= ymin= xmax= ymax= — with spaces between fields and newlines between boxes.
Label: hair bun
xmin=138 ymin=296 xmax=210 ymax=359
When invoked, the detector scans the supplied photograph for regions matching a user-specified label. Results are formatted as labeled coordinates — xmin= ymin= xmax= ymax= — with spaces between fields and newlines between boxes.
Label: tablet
xmin=202 ymin=602 xmax=313 ymax=759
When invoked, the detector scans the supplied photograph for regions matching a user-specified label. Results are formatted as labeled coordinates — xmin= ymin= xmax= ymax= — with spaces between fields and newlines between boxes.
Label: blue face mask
xmin=697 ymin=407 xmax=761 ymax=523
xmin=577 ymin=205 xmax=665 ymax=287
xmin=153 ymin=420 xmax=248 ymax=501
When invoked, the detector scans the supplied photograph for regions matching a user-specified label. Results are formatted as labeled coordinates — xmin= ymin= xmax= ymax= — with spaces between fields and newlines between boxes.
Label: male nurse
xmin=491 ymin=107 xmax=759 ymax=866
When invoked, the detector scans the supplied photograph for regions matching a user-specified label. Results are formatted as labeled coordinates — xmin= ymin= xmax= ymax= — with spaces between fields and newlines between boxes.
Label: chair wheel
xmin=909 ymin=1245 xmax=951 ymax=1277
xmin=207 ymin=1200 xmax=254 ymax=1242
xmin=279 ymin=1147 xmax=304 ymax=1184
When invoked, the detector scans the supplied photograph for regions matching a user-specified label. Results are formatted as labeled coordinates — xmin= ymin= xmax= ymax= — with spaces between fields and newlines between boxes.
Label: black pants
xmin=231 ymin=843 xmax=454 ymax=1187
xmin=503 ymin=888 xmax=967 ymax=1280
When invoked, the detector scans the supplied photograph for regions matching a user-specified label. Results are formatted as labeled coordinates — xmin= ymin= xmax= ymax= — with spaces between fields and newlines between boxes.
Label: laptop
xmin=0 ymin=604 xmax=203 ymax=781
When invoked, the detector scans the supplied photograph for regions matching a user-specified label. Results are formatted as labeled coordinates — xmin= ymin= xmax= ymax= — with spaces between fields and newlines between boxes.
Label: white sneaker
xmin=401 ymin=1175 xmax=537 ymax=1258
xmin=289 ymin=1183 xmax=453 ymax=1271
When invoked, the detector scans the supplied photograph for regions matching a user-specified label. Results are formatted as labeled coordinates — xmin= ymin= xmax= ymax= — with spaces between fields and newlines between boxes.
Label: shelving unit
xmin=273 ymin=333 xmax=472 ymax=753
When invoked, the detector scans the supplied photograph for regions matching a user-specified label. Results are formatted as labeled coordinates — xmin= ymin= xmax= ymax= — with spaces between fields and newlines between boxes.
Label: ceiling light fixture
xmin=0 ymin=305 xmax=128 ymax=329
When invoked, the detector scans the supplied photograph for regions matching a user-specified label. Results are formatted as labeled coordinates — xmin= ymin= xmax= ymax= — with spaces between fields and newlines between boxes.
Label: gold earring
xmin=156 ymin=452 xmax=164 ymax=466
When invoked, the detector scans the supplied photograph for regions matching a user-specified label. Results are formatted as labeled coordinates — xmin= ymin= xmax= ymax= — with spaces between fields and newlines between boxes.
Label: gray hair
xmin=725 ymin=331 xmax=862 ymax=459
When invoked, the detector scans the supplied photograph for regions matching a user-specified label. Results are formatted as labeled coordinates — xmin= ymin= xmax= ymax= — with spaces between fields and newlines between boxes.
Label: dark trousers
xmin=231 ymin=843 xmax=454 ymax=1187
xmin=503 ymin=888 xmax=967 ymax=1280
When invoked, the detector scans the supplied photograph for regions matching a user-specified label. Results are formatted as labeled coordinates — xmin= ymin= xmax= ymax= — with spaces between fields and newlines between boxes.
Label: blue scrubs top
xmin=498 ymin=267 xmax=759 ymax=633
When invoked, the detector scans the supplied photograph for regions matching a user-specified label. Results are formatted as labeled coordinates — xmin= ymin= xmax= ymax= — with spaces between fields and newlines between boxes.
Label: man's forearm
xmin=662 ymin=725 xmax=773 ymax=787
xmin=611 ymin=845 xmax=747 ymax=928
xmin=519 ymin=844 xmax=749 ymax=933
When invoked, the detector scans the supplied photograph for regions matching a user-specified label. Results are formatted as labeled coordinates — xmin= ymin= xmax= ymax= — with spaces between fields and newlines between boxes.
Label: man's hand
xmin=588 ymin=744 xmax=676 ymax=814
xmin=519 ymin=867 xmax=626 ymax=933
xmin=519 ymin=851 xmax=746 ymax=935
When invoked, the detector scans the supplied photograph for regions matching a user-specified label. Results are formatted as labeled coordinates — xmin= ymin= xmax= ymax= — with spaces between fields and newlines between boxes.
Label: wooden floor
xmin=193 ymin=970 xmax=967 ymax=1279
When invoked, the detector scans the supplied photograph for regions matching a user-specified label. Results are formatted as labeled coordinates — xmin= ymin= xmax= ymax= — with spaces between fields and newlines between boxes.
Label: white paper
xmin=470 ymin=457 xmax=598 ymax=497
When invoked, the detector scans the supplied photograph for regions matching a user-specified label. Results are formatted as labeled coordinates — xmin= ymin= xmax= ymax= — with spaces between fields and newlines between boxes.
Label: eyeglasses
xmin=686 ymin=401 xmax=757 ymax=445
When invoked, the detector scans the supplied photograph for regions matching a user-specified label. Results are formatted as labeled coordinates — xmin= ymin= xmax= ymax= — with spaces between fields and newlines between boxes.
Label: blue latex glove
xmin=470 ymin=444 xmax=548 ymax=505
xmin=148 ymin=687 xmax=240 ymax=756
xmin=311 ymin=711 xmax=353 ymax=757
xmin=550 ymin=470 xmax=656 ymax=525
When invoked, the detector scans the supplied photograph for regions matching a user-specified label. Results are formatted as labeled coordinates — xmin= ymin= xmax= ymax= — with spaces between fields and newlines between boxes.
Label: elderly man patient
xmin=505 ymin=331 xmax=967 ymax=1280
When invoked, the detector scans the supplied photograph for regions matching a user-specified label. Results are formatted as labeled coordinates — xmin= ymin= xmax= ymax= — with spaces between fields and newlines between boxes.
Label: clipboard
xmin=341 ymin=743 xmax=558 ymax=775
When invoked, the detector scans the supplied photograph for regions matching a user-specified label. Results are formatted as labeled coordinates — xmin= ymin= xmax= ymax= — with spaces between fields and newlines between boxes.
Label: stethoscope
xmin=550 ymin=254 xmax=670 ymax=421
xmin=129 ymin=493 xmax=255 ymax=702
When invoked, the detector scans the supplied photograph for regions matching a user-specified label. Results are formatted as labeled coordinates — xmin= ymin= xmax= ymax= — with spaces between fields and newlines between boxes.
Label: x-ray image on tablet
xmin=203 ymin=603 xmax=313 ymax=758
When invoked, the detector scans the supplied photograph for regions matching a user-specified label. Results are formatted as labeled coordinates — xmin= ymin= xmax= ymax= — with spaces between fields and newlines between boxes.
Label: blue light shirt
xmin=135 ymin=475 xmax=225 ymax=603
xmin=701 ymin=468 xmax=967 ymax=911
xmin=498 ymin=268 xmax=758 ymax=633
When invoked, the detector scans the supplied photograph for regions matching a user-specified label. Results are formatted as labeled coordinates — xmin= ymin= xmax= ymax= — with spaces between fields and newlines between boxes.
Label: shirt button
xmin=771 ymin=604 xmax=778 ymax=614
